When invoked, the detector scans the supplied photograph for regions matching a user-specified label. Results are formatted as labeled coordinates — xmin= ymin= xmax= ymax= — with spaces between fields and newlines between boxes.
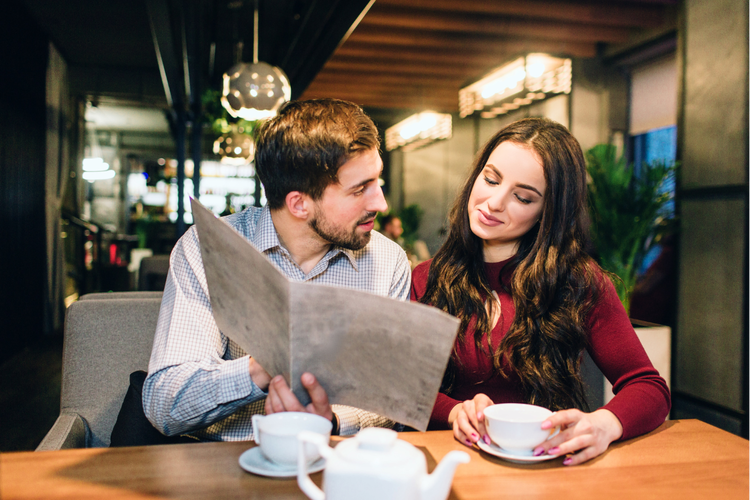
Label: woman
xmin=410 ymin=118 xmax=670 ymax=466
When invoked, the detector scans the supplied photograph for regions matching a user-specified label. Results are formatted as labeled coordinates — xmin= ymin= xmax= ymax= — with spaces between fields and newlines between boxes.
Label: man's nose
xmin=369 ymin=184 xmax=388 ymax=213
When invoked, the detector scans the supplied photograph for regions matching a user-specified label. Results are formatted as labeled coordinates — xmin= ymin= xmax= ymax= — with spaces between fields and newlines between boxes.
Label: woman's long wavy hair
xmin=420 ymin=118 xmax=602 ymax=411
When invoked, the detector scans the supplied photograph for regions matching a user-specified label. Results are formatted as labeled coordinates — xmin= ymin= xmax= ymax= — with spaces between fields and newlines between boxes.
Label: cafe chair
xmin=36 ymin=294 xmax=163 ymax=450
xmin=138 ymin=255 xmax=170 ymax=291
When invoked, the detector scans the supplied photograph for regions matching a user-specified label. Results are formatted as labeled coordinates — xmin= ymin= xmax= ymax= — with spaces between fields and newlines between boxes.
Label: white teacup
xmin=252 ymin=412 xmax=332 ymax=467
xmin=483 ymin=403 xmax=558 ymax=456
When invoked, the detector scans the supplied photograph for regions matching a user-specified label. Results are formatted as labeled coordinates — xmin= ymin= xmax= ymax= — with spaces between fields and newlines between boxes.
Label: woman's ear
xmin=284 ymin=191 xmax=312 ymax=220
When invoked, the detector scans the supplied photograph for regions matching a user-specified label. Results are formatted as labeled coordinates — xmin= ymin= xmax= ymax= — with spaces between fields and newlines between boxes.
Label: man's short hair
xmin=254 ymin=99 xmax=381 ymax=210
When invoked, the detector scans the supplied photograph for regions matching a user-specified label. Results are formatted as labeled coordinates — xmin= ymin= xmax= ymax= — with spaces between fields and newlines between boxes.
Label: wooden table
xmin=2 ymin=420 xmax=747 ymax=499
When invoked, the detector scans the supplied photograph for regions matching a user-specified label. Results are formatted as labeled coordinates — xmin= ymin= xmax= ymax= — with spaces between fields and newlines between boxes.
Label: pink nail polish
xmin=483 ymin=435 xmax=491 ymax=445
xmin=533 ymin=448 xmax=544 ymax=457
xmin=548 ymin=447 xmax=560 ymax=455
xmin=471 ymin=432 xmax=478 ymax=439
xmin=563 ymin=458 xmax=572 ymax=466
xmin=465 ymin=439 xmax=473 ymax=446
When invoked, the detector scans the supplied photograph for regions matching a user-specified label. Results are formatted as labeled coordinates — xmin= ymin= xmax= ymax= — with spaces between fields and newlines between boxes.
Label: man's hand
xmin=248 ymin=357 xmax=272 ymax=390
xmin=264 ymin=372 xmax=333 ymax=421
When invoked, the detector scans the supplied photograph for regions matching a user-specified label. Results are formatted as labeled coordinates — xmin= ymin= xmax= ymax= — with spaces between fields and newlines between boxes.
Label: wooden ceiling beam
xmin=346 ymin=27 xmax=598 ymax=58
xmin=299 ymin=90 xmax=459 ymax=113
xmin=312 ymin=70 xmax=465 ymax=87
xmin=305 ymin=81 xmax=459 ymax=97
xmin=323 ymin=58 xmax=488 ymax=78
xmin=360 ymin=6 xmax=632 ymax=44
xmin=332 ymin=44 xmax=514 ymax=67
xmin=374 ymin=0 xmax=664 ymax=29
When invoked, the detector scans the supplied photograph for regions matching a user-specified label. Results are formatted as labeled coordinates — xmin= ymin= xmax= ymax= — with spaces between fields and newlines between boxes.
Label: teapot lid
xmin=334 ymin=428 xmax=424 ymax=469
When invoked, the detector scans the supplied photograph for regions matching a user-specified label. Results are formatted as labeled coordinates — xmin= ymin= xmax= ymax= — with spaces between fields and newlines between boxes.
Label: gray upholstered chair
xmin=79 ymin=291 xmax=163 ymax=301
xmin=138 ymin=255 xmax=171 ymax=291
xmin=36 ymin=294 xmax=162 ymax=450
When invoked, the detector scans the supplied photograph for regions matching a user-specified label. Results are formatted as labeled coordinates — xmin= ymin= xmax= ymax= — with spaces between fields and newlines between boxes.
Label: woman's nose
xmin=486 ymin=190 xmax=507 ymax=212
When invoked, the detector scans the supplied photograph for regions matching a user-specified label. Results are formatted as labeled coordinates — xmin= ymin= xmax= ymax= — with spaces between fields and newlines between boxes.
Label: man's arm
xmin=142 ymin=228 xmax=267 ymax=436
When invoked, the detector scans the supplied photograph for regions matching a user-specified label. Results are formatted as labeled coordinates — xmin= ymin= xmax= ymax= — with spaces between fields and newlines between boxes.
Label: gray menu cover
xmin=191 ymin=198 xmax=459 ymax=431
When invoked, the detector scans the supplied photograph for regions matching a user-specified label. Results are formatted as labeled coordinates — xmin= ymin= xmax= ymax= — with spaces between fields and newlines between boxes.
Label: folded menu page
xmin=191 ymin=198 xmax=459 ymax=431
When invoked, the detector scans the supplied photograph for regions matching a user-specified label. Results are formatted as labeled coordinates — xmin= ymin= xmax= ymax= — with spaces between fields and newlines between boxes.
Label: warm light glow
xmin=385 ymin=112 xmax=452 ymax=151
xmin=82 ymin=157 xmax=109 ymax=172
xmin=459 ymin=53 xmax=571 ymax=118
xmin=83 ymin=170 xmax=116 ymax=181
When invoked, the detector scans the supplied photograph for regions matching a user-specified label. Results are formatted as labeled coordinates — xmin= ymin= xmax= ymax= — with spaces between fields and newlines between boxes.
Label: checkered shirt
xmin=142 ymin=205 xmax=411 ymax=441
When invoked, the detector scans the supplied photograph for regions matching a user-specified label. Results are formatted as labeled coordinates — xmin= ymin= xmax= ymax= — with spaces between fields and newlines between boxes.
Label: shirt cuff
xmin=217 ymin=355 xmax=266 ymax=404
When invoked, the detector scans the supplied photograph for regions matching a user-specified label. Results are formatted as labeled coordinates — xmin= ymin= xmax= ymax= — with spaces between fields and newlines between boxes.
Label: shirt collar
xmin=252 ymin=205 xmax=360 ymax=272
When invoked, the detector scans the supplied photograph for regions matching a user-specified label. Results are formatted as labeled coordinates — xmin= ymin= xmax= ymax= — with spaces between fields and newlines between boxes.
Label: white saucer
xmin=238 ymin=447 xmax=326 ymax=478
xmin=476 ymin=440 xmax=558 ymax=464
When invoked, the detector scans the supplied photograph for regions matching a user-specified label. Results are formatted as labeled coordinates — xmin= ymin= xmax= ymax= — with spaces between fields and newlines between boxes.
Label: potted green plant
xmin=586 ymin=144 xmax=677 ymax=403
xmin=585 ymin=144 xmax=677 ymax=314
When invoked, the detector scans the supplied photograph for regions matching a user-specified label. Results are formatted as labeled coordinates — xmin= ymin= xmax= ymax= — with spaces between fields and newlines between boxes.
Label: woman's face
xmin=468 ymin=141 xmax=547 ymax=262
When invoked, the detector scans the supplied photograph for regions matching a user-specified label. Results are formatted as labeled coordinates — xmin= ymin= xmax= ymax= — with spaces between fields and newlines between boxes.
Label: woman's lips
xmin=477 ymin=209 xmax=503 ymax=227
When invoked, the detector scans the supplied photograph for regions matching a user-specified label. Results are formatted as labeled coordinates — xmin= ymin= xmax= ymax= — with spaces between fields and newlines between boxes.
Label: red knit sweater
xmin=410 ymin=258 xmax=671 ymax=440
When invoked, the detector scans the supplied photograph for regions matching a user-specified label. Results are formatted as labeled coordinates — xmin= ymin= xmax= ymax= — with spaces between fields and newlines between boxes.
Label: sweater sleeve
xmin=587 ymin=275 xmax=671 ymax=440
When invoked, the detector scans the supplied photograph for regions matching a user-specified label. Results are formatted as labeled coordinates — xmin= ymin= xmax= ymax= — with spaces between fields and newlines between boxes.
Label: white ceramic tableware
xmin=483 ymin=403 xmax=558 ymax=456
xmin=251 ymin=412 xmax=332 ymax=467
xmin=297 ymin=427 xmax=470 ymax=500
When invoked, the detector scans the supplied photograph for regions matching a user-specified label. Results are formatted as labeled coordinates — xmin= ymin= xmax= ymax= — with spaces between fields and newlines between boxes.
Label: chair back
xmin=59 ymin=295 xmax=162 ymax=447
xmin=138 ymin=255 xmax=170 ymax=291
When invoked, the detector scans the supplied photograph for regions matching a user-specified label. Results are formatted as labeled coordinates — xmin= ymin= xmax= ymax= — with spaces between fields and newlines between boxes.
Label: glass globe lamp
xmin=213 ymin=125 xmax=256 ymax=165
xmin=221 ymin=61 xmax=291 ymax=121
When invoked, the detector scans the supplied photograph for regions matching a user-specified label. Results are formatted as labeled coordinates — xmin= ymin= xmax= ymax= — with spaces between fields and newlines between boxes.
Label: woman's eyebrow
xmin=485 ymin=164 xmax=543 ymax=197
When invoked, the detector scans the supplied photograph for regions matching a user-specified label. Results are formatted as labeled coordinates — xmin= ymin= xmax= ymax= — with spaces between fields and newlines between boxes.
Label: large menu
xmin=191 ymin=198 xmax=459 ymax=431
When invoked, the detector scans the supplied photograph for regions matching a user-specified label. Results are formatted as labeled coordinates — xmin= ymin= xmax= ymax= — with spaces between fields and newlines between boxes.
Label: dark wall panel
xmin=0 ymin=5 xmax=50 ymax=361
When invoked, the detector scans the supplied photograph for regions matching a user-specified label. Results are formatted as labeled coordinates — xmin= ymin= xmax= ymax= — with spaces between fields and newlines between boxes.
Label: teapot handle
xmin=297 ymin=431 xmax=331 ymax=500
xmin=251 ymin=414 xmax=263 ymax=445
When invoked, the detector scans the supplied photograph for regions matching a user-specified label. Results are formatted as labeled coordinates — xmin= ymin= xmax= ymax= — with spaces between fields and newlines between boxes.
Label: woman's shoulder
xmin=410 ymin=258 xmax=434 ymax=300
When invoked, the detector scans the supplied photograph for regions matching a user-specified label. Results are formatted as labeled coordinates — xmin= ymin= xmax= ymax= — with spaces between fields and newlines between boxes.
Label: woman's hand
xmin=533 ymin=408 xmax=623 ymax=465
xmin=448 ymin=394 xmax=495 ymax=447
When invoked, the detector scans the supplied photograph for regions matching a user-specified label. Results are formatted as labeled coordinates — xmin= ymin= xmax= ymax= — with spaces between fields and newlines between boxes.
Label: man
xmin=380 ymin=214 xmax=404 ymax=243
xmin=143 ymin=99 xmax=411 ymax=440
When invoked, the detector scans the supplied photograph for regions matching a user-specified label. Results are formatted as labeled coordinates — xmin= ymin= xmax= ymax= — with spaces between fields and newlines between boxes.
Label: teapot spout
xmin=420 ymin=450 xmax=470 ymax=500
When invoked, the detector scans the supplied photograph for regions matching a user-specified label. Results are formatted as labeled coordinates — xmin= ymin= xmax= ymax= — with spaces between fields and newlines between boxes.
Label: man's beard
xmin=309 ymin=209 xmax=376 ymax=251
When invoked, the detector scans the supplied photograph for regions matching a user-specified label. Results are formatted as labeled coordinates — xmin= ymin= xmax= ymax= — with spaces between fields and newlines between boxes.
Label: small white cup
xmin=483 ymin=403 xmax=558 ymax=456
xmin=252 ymin=412 xmax=332 ymax=467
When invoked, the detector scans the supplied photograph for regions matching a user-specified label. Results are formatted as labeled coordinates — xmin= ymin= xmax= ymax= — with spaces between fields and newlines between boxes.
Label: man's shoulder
xmin=368 ymin=230 xmax=408 ymax=258
xmin=220 ymin=206 xmax=264 ymax=240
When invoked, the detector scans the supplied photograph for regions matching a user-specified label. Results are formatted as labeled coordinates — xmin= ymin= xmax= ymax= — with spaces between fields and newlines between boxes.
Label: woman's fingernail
xmin=471 ymin=432 xmax=478 ymax=439
xmin=483 ymin=435 xmax=491 ymax=445
xmin=563 ymin=458 xmax=573 ymax=466
xmin=465 ymin=439 xmax=473 ymax=446
xmin=548 ymin=447 xmax=560 ymax=455
xmin=533 ymin=447 xmax=544 ymax=457
xmin=541 ymin=421 xmax=551 ymax=429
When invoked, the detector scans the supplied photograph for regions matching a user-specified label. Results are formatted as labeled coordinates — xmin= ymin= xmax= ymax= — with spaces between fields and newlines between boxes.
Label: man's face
xmin=309 ymin=149 xmax=388 ymax=251
xmin=385 ymin=218 xmax=403 ymax=239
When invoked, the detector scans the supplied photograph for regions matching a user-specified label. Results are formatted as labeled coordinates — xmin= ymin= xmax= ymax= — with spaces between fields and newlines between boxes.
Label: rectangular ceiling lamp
xmin=385 ymin=112 xmax=452 ymax=152
xmin=459 ymin=53 xmax=572 ymax=119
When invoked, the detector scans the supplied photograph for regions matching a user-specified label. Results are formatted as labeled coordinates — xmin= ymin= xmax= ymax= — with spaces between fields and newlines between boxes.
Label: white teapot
xmin=297 ymin=427 xmax=470 ymax=500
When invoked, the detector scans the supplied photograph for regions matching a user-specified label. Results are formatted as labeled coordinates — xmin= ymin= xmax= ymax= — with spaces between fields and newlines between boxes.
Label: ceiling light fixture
xmin=221 ymin=0 xmax=291 ymax=121
xmin=213 ymin=124 xmax=256 ymax=165
xmin=385 ymin=112 xmax=452 ymax=152
xmin=459 ymin=53 xmax=571 ymax=119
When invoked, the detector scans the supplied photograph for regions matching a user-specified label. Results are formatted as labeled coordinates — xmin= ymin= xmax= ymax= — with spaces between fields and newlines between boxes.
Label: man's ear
xmin=284 ymin=191 xmax=312 ymax=220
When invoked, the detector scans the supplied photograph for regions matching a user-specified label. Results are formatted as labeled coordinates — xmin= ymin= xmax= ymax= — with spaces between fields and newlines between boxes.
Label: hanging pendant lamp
xmin=221 ymin=0 xmax=291 ymax=121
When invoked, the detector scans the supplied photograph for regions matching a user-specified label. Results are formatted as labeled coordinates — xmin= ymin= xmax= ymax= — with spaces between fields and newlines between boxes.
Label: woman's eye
xmin=515 ymin=193 xmax=531 ymax=204
xmin=483 ymin=176 xmax=499 ymax=186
